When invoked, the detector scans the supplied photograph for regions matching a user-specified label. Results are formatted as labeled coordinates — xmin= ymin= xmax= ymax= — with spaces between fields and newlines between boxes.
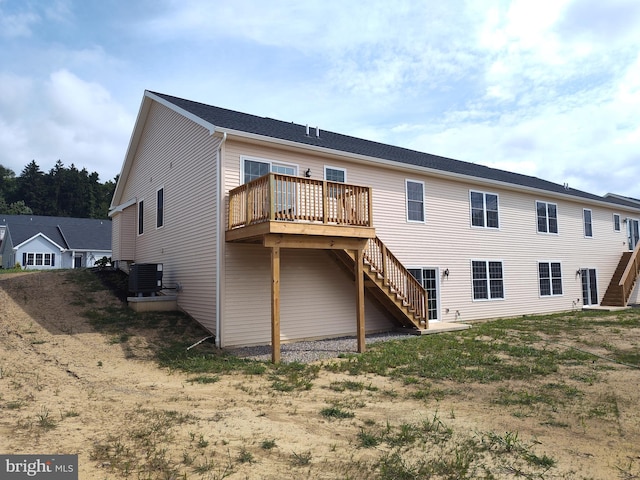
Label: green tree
xmin=15 ymin=160 xmax=45 ymax=214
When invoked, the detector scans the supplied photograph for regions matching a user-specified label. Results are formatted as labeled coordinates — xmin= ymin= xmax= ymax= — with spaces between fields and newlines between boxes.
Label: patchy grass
xmin=60 ymin=269 xmax=640 ymax=479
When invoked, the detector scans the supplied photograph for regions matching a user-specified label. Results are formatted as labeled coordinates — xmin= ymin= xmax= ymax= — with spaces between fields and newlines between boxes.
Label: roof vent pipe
xmin=305 ymin=124 xmax=309 ymax=136
xmin=315 ymin=126 xmax=320 ymax=138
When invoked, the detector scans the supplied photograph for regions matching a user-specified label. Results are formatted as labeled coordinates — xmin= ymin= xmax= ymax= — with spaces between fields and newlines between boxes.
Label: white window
xmin=539 ymin=262 xmax=563 ymax=296
xmin=408 ymin=268 xmax=439 ymax=321
xmin=536 ymin=201 xmax=558 ymax=234
xmin=324 ymin=166 xmax=346 ymax=183
xmin=470 ymin=191 xmax=499 ymax=228
xmin=243 ymin=157 xmax=298 ymax=216
xmin=583 ymin=209 xmax=593 ymax=237
xmin=242 ymin=157 xmax=297 ymax=183
xmin=406 ymin=180 xmax=425 ymax=222
xmin=22 ymin=253 xmax=54 ymax=267
xmin=613 ymin=214 xmax=620 ymax=232
xmin=325 ymin=166 xmax=346 ymax=198
xmin=472 ymin=260 xmax=504 ymax=300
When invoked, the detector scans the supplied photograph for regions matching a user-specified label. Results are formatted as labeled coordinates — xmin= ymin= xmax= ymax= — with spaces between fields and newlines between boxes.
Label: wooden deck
xmin=226 ymin=173 xmax=427 ymax=362
xmin=227 ymin=173 xmax=375 ymax=243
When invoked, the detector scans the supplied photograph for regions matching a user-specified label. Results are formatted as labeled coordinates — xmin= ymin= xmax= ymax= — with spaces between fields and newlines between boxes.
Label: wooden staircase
xmin=601 ymin=244 xmax=640 ymax=306
xmin=331 ymin=237 xmax=428 ymax=330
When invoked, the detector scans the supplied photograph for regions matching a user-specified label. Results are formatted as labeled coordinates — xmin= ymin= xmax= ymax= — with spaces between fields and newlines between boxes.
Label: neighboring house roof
xmin=112 ymin=90 xmax=639 ymax=211
xmin=0 ymin=215 xmax=112 ymax=251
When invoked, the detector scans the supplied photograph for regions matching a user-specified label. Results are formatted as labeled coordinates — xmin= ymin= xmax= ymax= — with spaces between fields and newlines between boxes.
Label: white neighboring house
xmin=109 ymin=90 xmax=640 ymax=356
xmin=0 ymin=215 xmax=112 ymax=269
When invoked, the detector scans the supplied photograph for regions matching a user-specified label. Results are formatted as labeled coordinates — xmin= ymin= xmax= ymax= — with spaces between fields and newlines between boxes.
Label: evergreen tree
xmin=1 ymin=160 xmax=115 ymax=218
xmin=16 ymin=161 xmax=46 ymax=214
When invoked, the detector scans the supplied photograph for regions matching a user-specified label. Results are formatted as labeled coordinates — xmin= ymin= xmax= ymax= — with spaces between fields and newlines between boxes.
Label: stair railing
xmin=364 ymin=237 xmax=428 ymax=324
xmin=619 ymin=241 xmax=640 ymax=305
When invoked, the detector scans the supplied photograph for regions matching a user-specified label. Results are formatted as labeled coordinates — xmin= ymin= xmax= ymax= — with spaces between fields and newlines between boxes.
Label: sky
xmin=1 ymin=0 xmax=640 ymax=198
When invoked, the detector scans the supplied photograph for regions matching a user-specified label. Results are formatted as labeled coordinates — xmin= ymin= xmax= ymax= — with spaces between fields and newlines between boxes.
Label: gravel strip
xmin=226 ymin=331 xmax=417 ymax=363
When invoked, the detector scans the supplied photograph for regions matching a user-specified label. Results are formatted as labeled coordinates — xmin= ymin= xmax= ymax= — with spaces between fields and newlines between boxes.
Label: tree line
xmin=0 ymin=160 xmax=117 ymax=219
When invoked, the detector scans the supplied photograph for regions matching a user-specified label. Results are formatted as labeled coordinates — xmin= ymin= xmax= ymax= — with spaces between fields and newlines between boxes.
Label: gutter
xmin=212 ymin=126 xmax=640 ymax=213
xmin=216 ymin=132 xmax=227 ymax=348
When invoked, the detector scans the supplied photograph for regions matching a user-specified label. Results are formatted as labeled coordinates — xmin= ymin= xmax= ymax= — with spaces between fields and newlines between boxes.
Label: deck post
xmin=271 ymin=245 xmax=281 ymax=363
xmin=355 ymin=247 xmax=366 ymax=353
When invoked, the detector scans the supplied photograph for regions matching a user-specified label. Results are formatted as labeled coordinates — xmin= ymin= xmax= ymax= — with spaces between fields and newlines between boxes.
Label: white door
xmin=408 ymin=268 xmax=439 ymax=321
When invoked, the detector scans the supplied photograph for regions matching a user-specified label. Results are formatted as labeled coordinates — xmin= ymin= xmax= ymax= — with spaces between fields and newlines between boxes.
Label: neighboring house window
xmin=138 ymin=200 xmax=144 ymax=235
xmin=406 ymin=180 xmax=425 ymax=222
xmin=325 ymin=166 xmax=346 ymax=183
xmin=539 ymin=262 xmax=563 ymax=296
xmin=583 ymin=209 xmax=593 ymax=237
xmin=613 ymin=214 xmax=620 ymax=232
xmin=156 ymin=187 xmax=164 ymax=228
xmin=536 ymin=201 xmax=558 ymax=234
xmin=472 ymin=260 xmax=504 ymax=300
xmin=470 ymin=191 xmax=499 ymax=228
xmin=22 ymin=253 xmax=54 ymax=267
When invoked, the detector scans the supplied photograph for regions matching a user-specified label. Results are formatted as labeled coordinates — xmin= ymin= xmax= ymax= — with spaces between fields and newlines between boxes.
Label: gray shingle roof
xmin=0 ymin=215 xmax=111 ymax=250
xmin=151 ymin=91 xmax=632 ymax=208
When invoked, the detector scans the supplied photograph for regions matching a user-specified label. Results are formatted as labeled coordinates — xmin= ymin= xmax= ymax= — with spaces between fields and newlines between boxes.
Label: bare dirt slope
xmin=1 ymin=270 xmax=639 ymax=479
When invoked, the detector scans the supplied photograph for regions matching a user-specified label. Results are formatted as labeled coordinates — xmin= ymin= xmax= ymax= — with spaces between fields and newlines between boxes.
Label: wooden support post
xmin=355 ymin=247 xmax=366 ymax=353
xmin=271 ymin=246 xmax=281 ymax=363
xmin=322 ymin=181 xmax=329 ymax=224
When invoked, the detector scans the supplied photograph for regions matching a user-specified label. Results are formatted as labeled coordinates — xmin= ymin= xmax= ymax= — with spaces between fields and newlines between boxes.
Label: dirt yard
xmin=1 ymin=270 xmax=639 ymax=479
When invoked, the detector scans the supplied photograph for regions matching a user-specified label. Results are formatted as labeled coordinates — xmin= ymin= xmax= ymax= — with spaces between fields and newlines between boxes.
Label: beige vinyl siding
xmin=223 ymin=245 xmax=393 ymax=347
xmin=111 ymin=213 xmax=121 ymax=261
xmin=118 ymin=101 xmax=220 ymax=335
xmin=118 ymin=205 xmax=136 ymax=261
xmin=220 ymin=137 xmax=632 ymax=330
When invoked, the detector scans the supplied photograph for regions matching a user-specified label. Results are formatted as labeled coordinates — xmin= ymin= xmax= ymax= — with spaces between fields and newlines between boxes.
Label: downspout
xmin=216 ymin=132 xmax=227 ymax=348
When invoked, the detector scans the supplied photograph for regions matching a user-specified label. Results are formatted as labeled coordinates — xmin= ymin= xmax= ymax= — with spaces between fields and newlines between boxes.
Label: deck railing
xmin=227 ymin=173 xmax=373 ymax=230
xmin=364 ymin=237 xmax=428 ymax=324
xmin=619 ymin=241 xmax=640 ymax=305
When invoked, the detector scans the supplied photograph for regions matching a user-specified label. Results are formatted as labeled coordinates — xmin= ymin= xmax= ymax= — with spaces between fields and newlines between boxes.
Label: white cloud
xmin=0 ymin=69 xmax=133 ymax=181
xmin=0 ymin=4 xmax=39 ymax=38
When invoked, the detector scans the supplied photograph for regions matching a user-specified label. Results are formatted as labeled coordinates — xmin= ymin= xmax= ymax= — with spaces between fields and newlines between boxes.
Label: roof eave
xmin=14 ymin=233 xmax=66 ymax=252
xmin=216 ymin=127 xmax=640 ymax=212
xmin=111 ymin=91 xmax=218 ymax=209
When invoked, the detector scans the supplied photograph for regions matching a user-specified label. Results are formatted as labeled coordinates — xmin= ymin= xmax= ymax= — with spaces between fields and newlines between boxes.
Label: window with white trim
xmin=243 ymin=157 xmax=297 ymax=183
xmin=470 ymin=191 xmax=499 ymax=228
xmin=472 ymin=260 xmax=504 ymax=300
xmin=22 ymin=253 xmax=55 ymax=267
xmin=406 ymin=180 xmax=425 ymax=222
xmin=536 ymin=201 xmax=558 ymax=234
xmin=583 ymin=209 xmax=593 ymax=237
xmin=324 ymin=166 xmax=346 ymax=183
xmin=156 ymin=187 xmax=164 ymax=229
xmin=613 ymin=214 xmax=620 ymax=232
xmin=243 ymin=157 xmax=298 ymax=215
xmin=539 ymin=262 xmax=563 ymax=296
xmin=325 ymin=166 xmax=346 ymax=198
